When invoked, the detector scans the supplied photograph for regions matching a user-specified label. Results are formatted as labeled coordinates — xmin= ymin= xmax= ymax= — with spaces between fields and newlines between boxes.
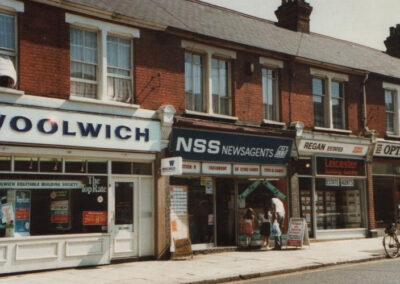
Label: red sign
xmin=51 ymin=214 xmax=68 ymax=223
xmin=83 ymin=211 xmax=107 ymax=226
xmin=316 ymin=157 xmax=365 ymax=176
xmin=15 ymin=208 xmax=29 ymax=220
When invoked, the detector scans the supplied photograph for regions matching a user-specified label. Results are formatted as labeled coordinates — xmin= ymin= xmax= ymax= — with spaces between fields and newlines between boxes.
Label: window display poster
xmin=169 ymin=186 xmax=190 ymax=254
xmin=50 ymin=190 xmax=71 ymax=231
xmin=15 ymin=190 xmax=31 ymax=235
xmin=1 ymin=203 xmax=14 ymax=224
xmin=83 ymin=211 xmax=107 ymax=226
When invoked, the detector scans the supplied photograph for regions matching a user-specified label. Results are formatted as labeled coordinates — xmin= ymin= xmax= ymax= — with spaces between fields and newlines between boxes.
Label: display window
xmin=315 ymin=178 xmax=363 ymax=229
xmin=0 ymin=174 xmax=108 ymax=237
xmin=299 ymin=177 xmax=313 ymax=236
xmin=170 ymin=177 xmax=214 ymax=245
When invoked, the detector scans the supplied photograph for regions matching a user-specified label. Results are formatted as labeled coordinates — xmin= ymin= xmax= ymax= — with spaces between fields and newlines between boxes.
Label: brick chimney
xmin=275 ymin=0 xmax=313 ymax=33
xmin=385 ymin=25 xmax=400 ymax=58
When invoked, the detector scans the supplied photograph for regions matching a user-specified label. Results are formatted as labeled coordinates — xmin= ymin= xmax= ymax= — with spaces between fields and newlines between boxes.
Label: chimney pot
xmin=385 ymin=25 xmax=400 ymax=58
xmin=275 ymin=0 xmax=313 ymax=33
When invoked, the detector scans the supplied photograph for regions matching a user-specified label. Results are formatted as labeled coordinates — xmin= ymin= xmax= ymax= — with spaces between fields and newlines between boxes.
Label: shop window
xmin=115 ymin=181 xmax=133 ymax=225
xmin=372 ymin=162 xmax=393 ymax=175
xmin=14 ymin=157 xmax=38 ymax=172
xmin=315 ymin=178 xmax=363 ymax=230
xmin=112 ymin=161 xmax=131 ymax=174
xmin=299 ymin=177 xmax=313 ymax=237
xmin=373 ymin=176 xmax=396 ymax=228
xmin=65 ymin=160 xmax=86 ymax=173
xmin=0 ymin=156 xmax=11 ymax=171
xmin=87 ymin=161 xmax=107 ymax=174
xmin=39 ymin=158 xmax=62 ymax=173
xmin=0 ymin=174 xmax=108 ymax=237
xmin=132 ymin=163 xmax=152 ymax=175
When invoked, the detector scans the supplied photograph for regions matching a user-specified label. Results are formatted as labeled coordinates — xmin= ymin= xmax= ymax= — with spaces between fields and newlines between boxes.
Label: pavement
xmin=0 ymin=237 xmax=386 ymax=284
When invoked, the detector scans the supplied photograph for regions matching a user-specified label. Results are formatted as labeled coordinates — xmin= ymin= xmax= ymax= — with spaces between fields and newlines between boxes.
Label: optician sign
xmin=298 ymin=140 xmax=368 ymax=156
xmin=0 ymin=105 xmax=161 ymax=151
xmin=170 ymin=128 xmax=292 ymax=164
xmin=374 ymin=142 xmax=400 ymax=158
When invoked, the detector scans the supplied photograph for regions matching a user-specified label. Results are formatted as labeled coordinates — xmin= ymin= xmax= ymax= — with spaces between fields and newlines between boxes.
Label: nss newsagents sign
xmin=169 ymin=128 xmax=292 ymax=164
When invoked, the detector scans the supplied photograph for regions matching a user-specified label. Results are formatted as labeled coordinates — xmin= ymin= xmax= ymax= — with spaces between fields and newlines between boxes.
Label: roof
xmin=64 ymin=0 xmax=400 ymax=79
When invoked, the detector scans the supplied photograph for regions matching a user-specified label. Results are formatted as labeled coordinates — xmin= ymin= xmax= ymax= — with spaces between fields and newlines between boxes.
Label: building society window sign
xmin=161 ymin=157 xmax=183 ymax=176
xmin=170 ymin=128 xmax=292 ymax=164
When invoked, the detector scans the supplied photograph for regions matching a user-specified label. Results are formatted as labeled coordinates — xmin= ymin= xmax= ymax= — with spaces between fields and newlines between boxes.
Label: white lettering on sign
xmin=233 ymin=165 xmax=260 ymax=176
xmin=0 ymin=180 xmax=83 ymax=189
xmin=374 ymin=142 xmax=400 ymax=158
xmin=202 ymin=163 xmax=231 ymax=175
xmin=298 ymin=140 xmax=368 ymax=156
xmin=261 ymin=166 xmax=287 ymax=177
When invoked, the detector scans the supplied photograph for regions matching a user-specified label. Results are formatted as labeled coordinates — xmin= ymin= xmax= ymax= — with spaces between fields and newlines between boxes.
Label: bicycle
xmin=383 ymin=222 xmax=400 ymax=258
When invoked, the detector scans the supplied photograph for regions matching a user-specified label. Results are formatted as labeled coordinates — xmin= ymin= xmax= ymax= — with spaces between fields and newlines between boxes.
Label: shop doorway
xmin=110 ymin=177 xmax=138 ymax=259
xmin=216 ymin=179 xmax=236 ymax=246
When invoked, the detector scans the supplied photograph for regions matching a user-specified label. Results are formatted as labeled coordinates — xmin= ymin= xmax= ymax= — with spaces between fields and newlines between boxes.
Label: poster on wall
xmin=169 ymin=186 xmax=191 ymax=258
xmin=50 ymin=190 xmax=71 ymax=231
xmin=14 ymin=190 xmax=31 ymax=236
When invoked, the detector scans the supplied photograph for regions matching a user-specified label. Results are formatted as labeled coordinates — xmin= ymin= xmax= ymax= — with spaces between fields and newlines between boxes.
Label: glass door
xmin=111 ymin=178 xmax=138 ymax=259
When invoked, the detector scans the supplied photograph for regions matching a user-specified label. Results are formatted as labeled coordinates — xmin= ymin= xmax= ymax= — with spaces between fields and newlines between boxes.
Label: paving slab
xmin=0 ymin=238 xmax=386 ymax=284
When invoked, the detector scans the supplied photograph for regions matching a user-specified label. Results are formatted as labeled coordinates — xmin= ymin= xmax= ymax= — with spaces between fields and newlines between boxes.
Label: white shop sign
xmin=374 ymin=142 xmax=400 ymax=158
xmin=233 ymin=164 xmax=260 ymax=176
xmin=0 ymin=105 xmax=161 ymax=151
xmin=182 ymin=161 xmax=201 ymax=174
xmin=202 ymin=163 xmax=231 ymax=175
xmin=161 ymin=157 xmax=182 ymax=176
xmin=0 ymin=180 xmax=82 ymax=189
xmin=261 ymin=165 xmax=287 ymax=177
xmin=298 ymin=140 xmax=368 ymax=156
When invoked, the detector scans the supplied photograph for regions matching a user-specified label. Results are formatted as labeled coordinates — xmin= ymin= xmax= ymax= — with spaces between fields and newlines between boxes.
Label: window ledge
xmin=185 ymin=110 xmax=238 ymax=121
xmin=69 ymin=95 xmax=140 ymax=109
xmin=0 ymin=87 xmax=24 ymax=96
xmin=262 ymin=119 xmax=286 ymax=127
xmin=313 ymin=126 xmax=352 ymax=135
xmin=386 ymin=133 xmax=400 ymax=139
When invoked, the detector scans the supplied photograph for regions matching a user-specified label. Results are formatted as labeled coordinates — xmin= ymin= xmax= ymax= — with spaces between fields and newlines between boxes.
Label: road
xmin=232 ymin=258 xmax=400 ymax=284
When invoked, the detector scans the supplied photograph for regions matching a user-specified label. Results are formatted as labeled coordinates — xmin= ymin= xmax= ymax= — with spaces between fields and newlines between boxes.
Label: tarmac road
xmin=234 ymin=258 xmax=400 ymax=284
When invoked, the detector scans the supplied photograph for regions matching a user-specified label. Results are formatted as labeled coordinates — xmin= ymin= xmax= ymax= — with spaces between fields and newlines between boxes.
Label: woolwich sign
xmin=0 ymin=105 xmax=161 ymax=151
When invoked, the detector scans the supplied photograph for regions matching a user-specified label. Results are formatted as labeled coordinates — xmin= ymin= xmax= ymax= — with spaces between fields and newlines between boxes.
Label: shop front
xmin=372 ymin=141 xmax=400 ymax=229
xmin=168 ymin=127 xmax=293 ymax=250
xmin=0 ymin=104 xmax=160 ymax=273
xmin=294 ymin=136 xmax=371 ymax=240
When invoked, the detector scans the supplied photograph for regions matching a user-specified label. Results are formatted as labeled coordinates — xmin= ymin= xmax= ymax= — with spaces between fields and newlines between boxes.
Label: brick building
xmin=0 ymin=0 xmax=399 ymax=273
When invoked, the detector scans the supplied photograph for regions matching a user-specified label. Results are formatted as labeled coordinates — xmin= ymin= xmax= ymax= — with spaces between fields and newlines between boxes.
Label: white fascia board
xmin=66 ymin=13 xmax=140 ymax=38
xmin=0 ymin=0 xmax=24 ymax=12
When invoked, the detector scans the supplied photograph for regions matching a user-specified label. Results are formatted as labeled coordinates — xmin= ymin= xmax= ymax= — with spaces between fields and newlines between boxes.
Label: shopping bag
xmin=271 ymin=220 xmax=281 ymax=237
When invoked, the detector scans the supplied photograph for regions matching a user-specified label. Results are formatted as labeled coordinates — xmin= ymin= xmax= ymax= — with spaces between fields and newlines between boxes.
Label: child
xmin=260 ymin=206 xmax=272 ymax=248
xmin=242 ymin=208 xmax=255 ymax=247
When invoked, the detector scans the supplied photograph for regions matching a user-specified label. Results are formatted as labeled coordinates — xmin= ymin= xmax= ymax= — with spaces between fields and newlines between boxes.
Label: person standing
xmin=271 ymin=196 xmax=285 ymax=249
xmin=259 ymin=206 xmax=272 ymax=248
xmin=242 ymin=208 xmax=255 ymax=247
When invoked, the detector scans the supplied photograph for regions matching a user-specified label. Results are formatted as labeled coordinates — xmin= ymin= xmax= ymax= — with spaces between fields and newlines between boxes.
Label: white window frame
xmin=182 ymin=40 xmax=237 ymax=120
xmin=0 ymin=0 xmax=24 ymax=96
xmin=260 ymin=57 xmax=283 ymax=125
xmin=383 ymin=82 xmax=400 ymax=136
xmin=66 ymin=13 xmax=139 ymax=107
xmin=311 ymin=68 xmax=349 ymax=132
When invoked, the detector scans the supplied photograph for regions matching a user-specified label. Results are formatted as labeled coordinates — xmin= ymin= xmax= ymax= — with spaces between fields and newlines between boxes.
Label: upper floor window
xmin=182 ymin=40 xmax=236 ymax=119
xmin=385 ymin=89 xmax=396 ymax=133
xmin=0 ymin=12 xmax=14 ymax=58
xmin=262 ymin=68 xmax=278 ymax=121
xmin=66 ymin=14 xmax=139 ymax=105
xmin=185 ymin=52 xmax=203 ymax=112
xmin=70 ymin=28 xmax=98 ymax=98
xmin=311 ymin=68 xmax=348 ymax=130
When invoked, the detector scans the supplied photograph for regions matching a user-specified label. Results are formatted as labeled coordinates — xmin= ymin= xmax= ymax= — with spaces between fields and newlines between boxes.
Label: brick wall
xmin=19 ymin=1 xmax=69 ymax=99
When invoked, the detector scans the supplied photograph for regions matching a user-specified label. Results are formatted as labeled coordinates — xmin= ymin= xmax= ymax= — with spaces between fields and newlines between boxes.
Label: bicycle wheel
xmin=383 ymin=234 xmax=400 ymax=258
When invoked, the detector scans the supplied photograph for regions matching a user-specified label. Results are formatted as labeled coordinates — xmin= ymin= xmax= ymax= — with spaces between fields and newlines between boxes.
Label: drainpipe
xmin=362 ymin=73 xmax=370 ymax=131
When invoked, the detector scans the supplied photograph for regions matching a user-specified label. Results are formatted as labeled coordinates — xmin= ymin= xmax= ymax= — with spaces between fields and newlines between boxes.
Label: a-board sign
xmin=286 ymin=218 xmax=310 ymax=248
xmin=173 ymin=238 xmax=192 ymax=259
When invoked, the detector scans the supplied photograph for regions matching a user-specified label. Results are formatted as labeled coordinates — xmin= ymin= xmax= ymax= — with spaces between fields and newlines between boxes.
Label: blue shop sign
xmin=170 ymin=128 xmax=292 ymax=164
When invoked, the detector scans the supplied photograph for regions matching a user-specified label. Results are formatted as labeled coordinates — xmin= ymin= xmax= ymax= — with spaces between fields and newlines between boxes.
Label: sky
xmin=202 ymin=0 xmax=400 ymax=51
